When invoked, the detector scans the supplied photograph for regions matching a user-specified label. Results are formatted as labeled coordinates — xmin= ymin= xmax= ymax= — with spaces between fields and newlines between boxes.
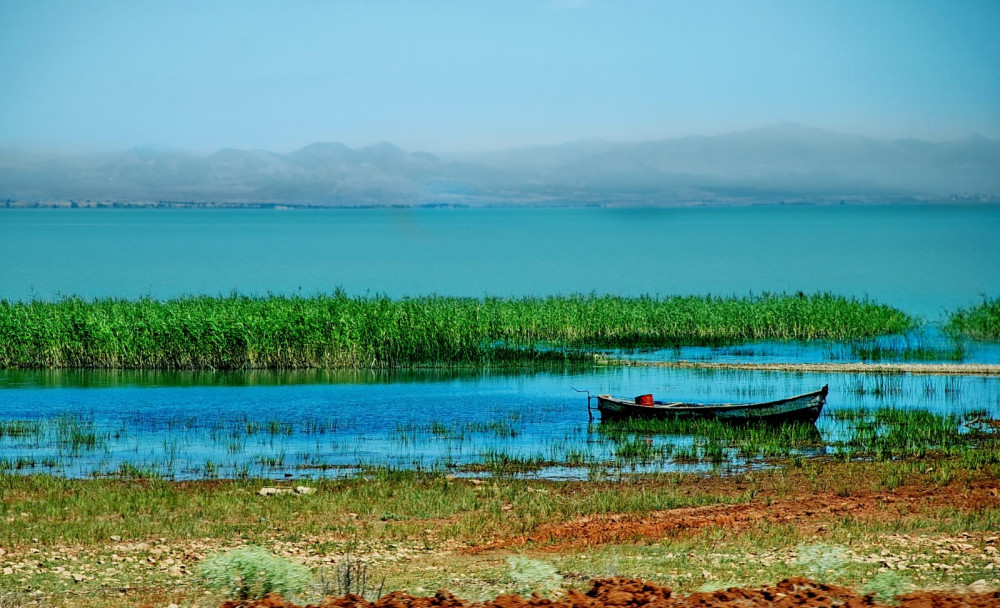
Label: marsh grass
xmin=829 ymin=407 xmax=1000 ymax=461
xmin=469 ymin=451 xmax=548 ymax=476
xmin=848 ymin=339 xmax=967 ymax=362
xmin=945 ymin=297 xmax=1000 ymax=340
xmin=596 ymin=418 xmax=824 ymax=465
xmin=4 ymin=402 xmax=997 ymax=479
xmin=0 ymin=420 xmax=42 ymax=439
xmin=0 ymin=292 xmax=914 ymax=369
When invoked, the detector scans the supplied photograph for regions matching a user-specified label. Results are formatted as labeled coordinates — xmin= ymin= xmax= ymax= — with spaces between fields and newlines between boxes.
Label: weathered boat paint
xmin=595 ymin=385 xmax=828 ymax=424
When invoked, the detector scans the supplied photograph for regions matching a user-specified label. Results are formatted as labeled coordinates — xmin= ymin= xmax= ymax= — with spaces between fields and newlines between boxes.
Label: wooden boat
xmin=592 ymin=385 xmax=828 ymax=424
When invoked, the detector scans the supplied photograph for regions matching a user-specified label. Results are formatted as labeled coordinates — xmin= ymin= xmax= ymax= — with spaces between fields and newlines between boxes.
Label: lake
xmin=2 ymin=204 xmax=998 ymax=319
xmin=2 ymin=204 xmax=998 ymax=479
xmin=2 ymin=367 xmax=997 ymax=480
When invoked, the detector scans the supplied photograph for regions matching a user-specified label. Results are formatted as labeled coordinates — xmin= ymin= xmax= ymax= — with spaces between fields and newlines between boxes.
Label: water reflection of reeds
xmin=0 ymin=367 xmax=997 ymax=480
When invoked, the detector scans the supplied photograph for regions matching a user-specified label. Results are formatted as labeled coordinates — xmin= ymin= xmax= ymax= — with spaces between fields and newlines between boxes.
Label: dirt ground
xmin=473 ymin=477 xmax=1000 ymax=552
xmin=7 ymin=464 xmax=998 ymax=607
xmin=217 ymin=577 xmax=1000 ymax=608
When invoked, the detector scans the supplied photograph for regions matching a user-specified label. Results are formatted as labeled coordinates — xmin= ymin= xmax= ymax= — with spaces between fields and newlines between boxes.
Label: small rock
xmin=72 ymin=573 xmax=85 ymax=583
xmin=470 ymin=479 xmax=484 ymax=485
xmin=110 ymin=535 xmax=122 ymax=542
xmin=258 ymin=487 xmax=282 ymax=496
xmin=2 ymin=567 xmax=13 ymax=575
xmin=294 ymin=486 xmax=316 ymax=495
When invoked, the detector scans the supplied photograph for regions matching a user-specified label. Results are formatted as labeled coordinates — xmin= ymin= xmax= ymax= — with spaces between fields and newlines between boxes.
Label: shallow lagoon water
xmin=2 ymin=368 xmax=997 ymax=480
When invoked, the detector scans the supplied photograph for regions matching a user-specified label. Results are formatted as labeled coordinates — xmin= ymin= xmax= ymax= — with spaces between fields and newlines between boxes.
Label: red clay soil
xmin=473 ymin=481 xmax=1000 ymax=553
xmin=217 ymin=577 xmax=1000 ymax=608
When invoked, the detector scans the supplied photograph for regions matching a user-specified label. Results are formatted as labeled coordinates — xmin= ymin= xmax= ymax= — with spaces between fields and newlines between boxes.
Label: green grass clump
xmin=945 ymin=297 xmax=1000 ymax=340
xmin=504 ymin=556 xmax=563 ymax=597
xmin=0 ymin=291 xmax=914 ymax=369
xmin=197 ymin=545 xmax=312 ymax=600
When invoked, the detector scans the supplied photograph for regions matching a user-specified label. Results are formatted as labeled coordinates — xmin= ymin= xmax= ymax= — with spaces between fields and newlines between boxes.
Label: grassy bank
xmin=946 ymin=297 xmax=1000 ymax=340
xmin=1 ymin=458 xmax=999 ymax=607
xmin=0 ymin=292 xmax=913 ymax=369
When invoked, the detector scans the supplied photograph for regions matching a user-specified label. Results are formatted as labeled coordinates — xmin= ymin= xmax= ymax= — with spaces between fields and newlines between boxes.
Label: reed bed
xmin=0 ymin=292 xmax=913 ymax=369
xmin=946 ymin=297 xmax=1000 ymax=340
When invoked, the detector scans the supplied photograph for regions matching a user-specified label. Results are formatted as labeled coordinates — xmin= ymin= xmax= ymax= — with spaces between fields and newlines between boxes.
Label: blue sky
xmin=1 ymin=0 xmax=998 ymax=153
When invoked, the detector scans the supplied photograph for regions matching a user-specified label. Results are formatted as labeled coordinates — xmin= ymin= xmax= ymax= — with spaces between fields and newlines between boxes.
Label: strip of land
xmin=606 ymin=359 xmax=1000 ymax=376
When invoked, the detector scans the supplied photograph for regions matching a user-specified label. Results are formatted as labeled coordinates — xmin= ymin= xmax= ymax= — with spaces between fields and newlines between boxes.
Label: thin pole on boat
xmin=572 ymin=387 xmax=593 ymax=421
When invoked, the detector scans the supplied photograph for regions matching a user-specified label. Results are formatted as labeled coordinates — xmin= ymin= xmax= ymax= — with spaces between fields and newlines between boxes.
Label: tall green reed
xmin=945 ymin=297 xmax=1000 ymax=340
xmin=0 ymin=291 xmax=914 ymax=369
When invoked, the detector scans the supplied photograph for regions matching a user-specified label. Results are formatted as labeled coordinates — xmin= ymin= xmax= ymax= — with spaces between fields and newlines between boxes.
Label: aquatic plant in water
xmin=0 ymin=292 xmax=914 ymax=369
xmin=946 ymin=297 xmax=1000 ymax=340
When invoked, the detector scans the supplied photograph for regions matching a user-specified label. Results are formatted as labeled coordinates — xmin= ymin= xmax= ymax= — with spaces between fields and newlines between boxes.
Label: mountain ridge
xmin=2 ymin=125 xmax=998 ymax=206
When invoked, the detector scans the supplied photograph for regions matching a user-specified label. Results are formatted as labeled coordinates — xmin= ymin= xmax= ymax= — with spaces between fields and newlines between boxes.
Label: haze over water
xmin=2 ymin=204 xmax=997 ymax=320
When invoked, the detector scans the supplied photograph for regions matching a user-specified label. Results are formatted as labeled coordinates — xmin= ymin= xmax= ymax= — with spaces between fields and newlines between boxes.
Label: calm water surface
xmin=2 ymin=368 xmax=997 ymax=480
xmin=2 ymin=205 xmax=998 ymax=319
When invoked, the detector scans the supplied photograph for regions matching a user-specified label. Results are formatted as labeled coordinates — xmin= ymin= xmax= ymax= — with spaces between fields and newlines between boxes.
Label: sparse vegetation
xmin=316 ymin=553 xmax=385 ymax=600
xmin=197 ymin=545 xmax=312 ymax=600
xmin=505 ymin=557 xmax=564 ymax=597
xmin=1 ymin=458 xmax=999 ymax=607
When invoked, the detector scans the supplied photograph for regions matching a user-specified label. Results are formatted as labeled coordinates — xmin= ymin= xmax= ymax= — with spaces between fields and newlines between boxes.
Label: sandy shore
xmin=604 ymin=359 xmax=1000 ymax=376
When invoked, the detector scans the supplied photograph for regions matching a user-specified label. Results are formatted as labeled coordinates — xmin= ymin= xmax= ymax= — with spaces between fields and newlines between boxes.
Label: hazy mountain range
xmin=2 ymin=124 xmax=998 ymax=207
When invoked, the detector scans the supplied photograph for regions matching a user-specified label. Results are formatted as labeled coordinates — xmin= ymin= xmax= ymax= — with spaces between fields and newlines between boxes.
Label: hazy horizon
xmin=2 ymin=1 xmax=999 ymax=155
xmin=4 ymin=121 xmax=998 ymax=206
xmin=3 ymin=121 xmax=999 ymax=159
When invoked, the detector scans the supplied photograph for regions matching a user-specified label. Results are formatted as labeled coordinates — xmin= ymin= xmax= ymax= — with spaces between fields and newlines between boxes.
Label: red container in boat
xmin=635 ymin=394 xmax=654 ymax=406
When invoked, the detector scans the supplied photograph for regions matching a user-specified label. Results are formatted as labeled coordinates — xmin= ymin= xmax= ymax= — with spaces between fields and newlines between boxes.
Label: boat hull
xmin=596 ymin=385 xmax=828 ymax=424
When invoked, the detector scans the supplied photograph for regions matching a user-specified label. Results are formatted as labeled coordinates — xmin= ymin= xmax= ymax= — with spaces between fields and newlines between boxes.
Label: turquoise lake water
xmin=2 ymin=204 xmax=998 ymax=478
xmin=2 ymin=204 xmax=998 ymax=319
